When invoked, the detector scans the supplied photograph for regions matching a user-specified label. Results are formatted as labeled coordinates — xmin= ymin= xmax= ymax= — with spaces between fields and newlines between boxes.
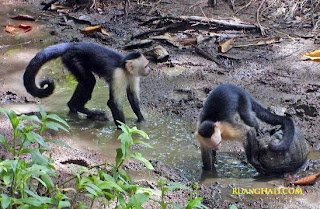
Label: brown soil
xmin=1 ymin=0 xmax=320 ymax=208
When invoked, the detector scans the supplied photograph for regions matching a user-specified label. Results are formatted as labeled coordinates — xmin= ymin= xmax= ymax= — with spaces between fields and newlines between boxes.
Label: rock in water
xmin=244 ymin=127 xmax=309 ymax=175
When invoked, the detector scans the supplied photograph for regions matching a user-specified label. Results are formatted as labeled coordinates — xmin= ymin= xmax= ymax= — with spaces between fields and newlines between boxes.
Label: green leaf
xmin=45 ymin=121 xmax=69 ymax=132
xmin=19 ymin=115 xmax=41 ymax=123
xmin=87 ymin=183 xmax=102 ymax=194
xmin=118 ymin=167 xmax=132 ymax=183
xmin=128 ymin=153 xmax=154 ymax=170
xmin=99 ymin=181 xmax=125 ymax=193
xmin=115 ymin=148 xmax=124 ymax=167
xmin=136 ymin=187 xmax=159 ymax=196
xmin=129 ymin=127 xmax=149 ymax=139
xmin=41 ymin=173 xmax=55 ymax=190
xmin=16 ymin=205 xmax=30 ymax=209
xmin=39 ymin=106 xmax=47 ymax=119
xmin=58 ymin=200 xmax=71 ymax=209
xmin=230 ymin=205 xmax=238 ymax=209
xmin=21 ymin=149 xmax=49 ymax=166
xmin=1 ymin=194 xmax=11 ymax=209
xmin=19 ymin=197 xmax=43 ymax=206
xmin=127 ymin=193 xmax=149 ymax=209
xmin=0 ymin=134 xmax=13 ymax=153
xmin=117 ymin=121 xmax=129 ymax=135
xmin=47 ymin=114 xmax=70 ymax=128
xmin=3 ymin=173 xmax=12 ymax=186
xmin=24 ymin=189 xmax=54 ymax=204
xmin=10 ymin=160 xmax=18 ymax=173
xmin=0 ymin=108 xmax=19 ymax=129
xmin=25 ymin=132 xmax=46 ymax=147
xmin=68 ymin=164 xmax=80 ymax=180
xmin=85 ymin=186 xmax=98 ymax=196
xmin=167 ymin=182 xmax=190 ymax=191
xmin=185 ymin=197 xmax=208 ymax=209
xmin=133 ymin=140 xmax=153 ymax=148
xmin=32 ymin=176 xmax=48 ymax=189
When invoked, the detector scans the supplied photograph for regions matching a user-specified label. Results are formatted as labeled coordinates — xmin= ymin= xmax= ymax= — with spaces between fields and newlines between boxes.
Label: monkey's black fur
xmin=198 ymin=84 xmax=295 ymax=152
xmin=23 ymin=42 xmax=144 ymax=125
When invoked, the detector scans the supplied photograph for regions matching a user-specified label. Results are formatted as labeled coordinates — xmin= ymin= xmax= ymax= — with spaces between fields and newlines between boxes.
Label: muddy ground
xmin=1 ymin=0 xmax=320 ymax=208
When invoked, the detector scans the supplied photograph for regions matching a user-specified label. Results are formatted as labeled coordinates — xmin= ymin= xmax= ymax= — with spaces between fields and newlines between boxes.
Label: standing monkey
xmin=23 ymin=42 xmax=151 ymax=126
xmin=195 ymin=84 xmax=295 ymax=170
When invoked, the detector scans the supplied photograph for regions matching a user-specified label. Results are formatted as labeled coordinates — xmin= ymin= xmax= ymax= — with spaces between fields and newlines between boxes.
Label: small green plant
xmin=0 ymin=107 xmax=69 ymax=208
xmin=154 ymin=177 xmax=208 ymax=209
xmin=0 ymin=108 xmax=208 ymax=208
xmin=65 ymin=121 xmax=155 ymax=208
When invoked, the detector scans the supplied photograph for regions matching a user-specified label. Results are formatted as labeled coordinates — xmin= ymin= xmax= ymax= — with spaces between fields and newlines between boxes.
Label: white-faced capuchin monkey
xmin=23 ymin=42 xmax=151 ymax=126
xmin=195 ymin=84 xmax=295 ymax=170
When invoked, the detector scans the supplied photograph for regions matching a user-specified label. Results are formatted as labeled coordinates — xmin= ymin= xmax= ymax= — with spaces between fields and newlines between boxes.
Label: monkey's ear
xmin=125 ymin=60 xmax=134 ymax=72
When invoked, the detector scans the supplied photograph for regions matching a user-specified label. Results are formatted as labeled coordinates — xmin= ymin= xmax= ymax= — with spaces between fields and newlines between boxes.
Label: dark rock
xmin=244 ymin=127 xmax=309 ymax=175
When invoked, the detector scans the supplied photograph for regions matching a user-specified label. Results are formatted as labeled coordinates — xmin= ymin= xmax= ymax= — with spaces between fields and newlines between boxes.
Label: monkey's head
xmin=196 ymin=120 xmax=222 ymax=150
xmin=124 ymin=52 xmax=151 ymax=77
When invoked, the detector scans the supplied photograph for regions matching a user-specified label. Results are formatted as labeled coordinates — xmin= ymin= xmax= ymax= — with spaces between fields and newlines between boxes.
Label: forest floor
xmin=1 ymin=0 xmax=320 ymax=208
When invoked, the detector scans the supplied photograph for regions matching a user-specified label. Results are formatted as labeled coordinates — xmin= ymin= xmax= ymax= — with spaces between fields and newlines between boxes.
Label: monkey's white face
xmin=126 ymin=55 xmax=151 ymax=77
xmin=196 ymin=122 xmax=222 ymax=150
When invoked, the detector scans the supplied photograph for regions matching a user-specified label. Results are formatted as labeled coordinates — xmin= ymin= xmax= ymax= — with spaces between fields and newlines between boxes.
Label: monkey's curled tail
xmin=251 ymin=99 xmax=295 ymax=152
xmin=23 ymin=43 xmax=71 ymax=98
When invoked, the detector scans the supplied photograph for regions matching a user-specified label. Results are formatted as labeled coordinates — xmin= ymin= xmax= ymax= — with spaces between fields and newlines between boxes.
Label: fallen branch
xmin=193 ymin=46 xmax=222 ymax=65
xmin=179 ymin=16 xmax=259 ymax=30
xmin=138 ymin=15 xmax=259 ymax=39
xmin=233 ymin=37 xmax=282 ymax=48
xmin=132 ymin=21 xmax=190 ymax=39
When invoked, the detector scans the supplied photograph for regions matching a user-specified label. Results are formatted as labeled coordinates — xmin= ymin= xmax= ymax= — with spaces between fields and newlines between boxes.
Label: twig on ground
xmin=90 ymin=0 xmax=96 ymax=9
xmin=235 ymin=0 xmax=256 ymax=14
xmin=256 ymin=0 xmax=266 ymax=35
xmin=189 ymin=1 xmax=207 ymax=9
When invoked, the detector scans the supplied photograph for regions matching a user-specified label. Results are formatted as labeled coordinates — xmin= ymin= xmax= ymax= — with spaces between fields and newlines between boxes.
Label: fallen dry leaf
xmin=5 ymin=24 xmax=33 ymax=34
xmin=11 ymin=14 xmax=35 ymax=21
xmin=293 ymin=173 xmax=320 ymax=186
xmin=303 ymin=50 xmax=320 ymax=62
xmin=100 ymin=28 xmax=110 ymax=36
xmin=81 ymin=25 xmax=105 ymax=35
xmin=5 ymin=25 xmax=17 ymax=34
xmin=178 ymin=38 xmax=197 ymax=46
xmin=19 ymin=24 xmax=32 ymax=32
xmin=50 ymin=4 xmax=70 ymax=11
xmin=218 ymin=38 xmax=235 ymax=53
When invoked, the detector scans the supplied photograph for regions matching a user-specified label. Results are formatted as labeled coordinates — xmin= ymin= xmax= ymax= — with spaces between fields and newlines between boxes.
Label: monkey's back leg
xmin=237 ymin=96 xmax=259 ymax=129
xmin=61 ymin=55 xmax=107 ymax=120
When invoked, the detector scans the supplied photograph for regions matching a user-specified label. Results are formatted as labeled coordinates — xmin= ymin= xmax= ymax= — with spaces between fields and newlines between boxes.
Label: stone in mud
xmin=244 ymin=126 xmax=309 ymax=175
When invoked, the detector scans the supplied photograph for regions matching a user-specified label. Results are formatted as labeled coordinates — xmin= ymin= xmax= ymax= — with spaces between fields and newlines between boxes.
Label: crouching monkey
xmin=23 ymin=42 xmax=151 ymax=126
xmin=195 ymin=84 xmax=295 ymax=170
